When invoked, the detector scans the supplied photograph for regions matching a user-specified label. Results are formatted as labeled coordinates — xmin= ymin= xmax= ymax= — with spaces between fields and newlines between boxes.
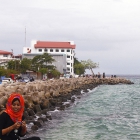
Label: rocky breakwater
xmin=0 ymin=77 xmax=134 ymax=132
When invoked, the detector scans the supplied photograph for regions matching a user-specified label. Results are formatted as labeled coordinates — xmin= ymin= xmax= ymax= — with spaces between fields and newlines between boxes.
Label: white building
xmin=0 ymin=50 xmax=13 ymax=68
xmin=22 ymin=40 xmax=76 ymax=75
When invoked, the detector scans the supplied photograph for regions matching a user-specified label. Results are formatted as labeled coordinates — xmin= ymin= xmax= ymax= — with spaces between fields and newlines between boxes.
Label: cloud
xmin=0 ymin=0 xmax=140 ymax=74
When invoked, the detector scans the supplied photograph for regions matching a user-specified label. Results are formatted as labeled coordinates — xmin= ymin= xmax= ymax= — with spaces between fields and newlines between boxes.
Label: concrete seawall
xmin=0 ymin=77 xmax=134 ymax=132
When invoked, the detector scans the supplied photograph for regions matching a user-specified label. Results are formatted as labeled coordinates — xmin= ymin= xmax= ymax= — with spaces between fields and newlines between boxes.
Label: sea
xmin=26 ymin=75 xmax=140 ymax=140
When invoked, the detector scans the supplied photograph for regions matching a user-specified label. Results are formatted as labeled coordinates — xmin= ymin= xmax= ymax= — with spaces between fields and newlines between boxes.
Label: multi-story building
xmin=22 ymin=40 xmax=76 ymax=75
xmin=0 ymin=50 xmax=13 ymax=68
xmin=0 ymin=50 xmax=22 ymax=68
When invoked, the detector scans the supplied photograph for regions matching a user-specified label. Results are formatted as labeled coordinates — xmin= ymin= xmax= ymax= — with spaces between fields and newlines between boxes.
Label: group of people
xmin=0 ymin=93 xmax=41 ymax=140
xmin=81 ymin=72 xmax=105 ymax=78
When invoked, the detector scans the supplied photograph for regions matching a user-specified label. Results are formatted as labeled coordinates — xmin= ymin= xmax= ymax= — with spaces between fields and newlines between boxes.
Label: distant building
xmin=0 ymin=50 xmax=13 ymax=68
xmin=22 ymin=40 xmax=76 ymax=75
xmin=14 ymin=54 xmax=22 ymax=59
xmin=0 ymin=50 xmax=22 ymax=68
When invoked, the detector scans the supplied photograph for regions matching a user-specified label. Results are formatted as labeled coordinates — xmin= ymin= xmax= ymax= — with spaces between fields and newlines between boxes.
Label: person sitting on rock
xmin=0 ymin=93 xmax=41 ymax=140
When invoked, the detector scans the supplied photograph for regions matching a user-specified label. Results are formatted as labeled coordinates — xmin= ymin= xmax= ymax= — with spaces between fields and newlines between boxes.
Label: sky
xmin=0 ymin=0 xmax=140 ymax=75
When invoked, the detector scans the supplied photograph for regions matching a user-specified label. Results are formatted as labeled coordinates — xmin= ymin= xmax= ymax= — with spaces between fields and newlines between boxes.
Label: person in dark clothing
xmin=0 ymin=93 xmax=41 ymax=140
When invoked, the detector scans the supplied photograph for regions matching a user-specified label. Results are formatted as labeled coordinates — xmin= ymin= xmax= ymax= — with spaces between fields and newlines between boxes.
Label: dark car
xmin=29 ymin=77 xmax=34 ymax=82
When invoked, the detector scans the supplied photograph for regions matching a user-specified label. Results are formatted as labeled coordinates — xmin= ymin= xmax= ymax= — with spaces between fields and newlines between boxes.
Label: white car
xmin=1 ymin=78 xmax=14 ymax=84
xmin=74 ymin=74 xmax=79 ymax=78
xmin=23 ymin=77 xmax=30 ymax=83
xmin=64 ymin=74 xmax=70 ymax=78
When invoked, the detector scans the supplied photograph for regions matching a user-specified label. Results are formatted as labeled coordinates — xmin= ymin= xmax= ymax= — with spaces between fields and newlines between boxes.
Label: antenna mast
xmin=25 ymin=27 xmax=26 ymax=47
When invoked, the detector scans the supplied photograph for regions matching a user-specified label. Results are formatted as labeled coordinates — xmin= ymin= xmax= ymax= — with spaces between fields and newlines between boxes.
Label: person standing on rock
xmin=98 ymin=72 xmax=101 ymax=78
xmin=0 ymin=93 xmax=41 ymax=140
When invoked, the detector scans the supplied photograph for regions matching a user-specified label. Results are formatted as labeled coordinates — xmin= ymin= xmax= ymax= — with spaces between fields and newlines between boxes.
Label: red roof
xmin=34 ymin=41 xmax=76 ymax=49
xmin=0 ymin=50 xmax=12 ymax=55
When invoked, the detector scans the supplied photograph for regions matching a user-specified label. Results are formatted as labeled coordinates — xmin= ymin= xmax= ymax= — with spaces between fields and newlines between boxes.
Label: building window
xmin=71 ymin=56 xmax=73 ymax=60
xmin=3 ymin=54 xmax=8 ymax=57
xmin=55 ymin=49 xmax=59 ymax=52
xmin=67 ymin=55 xmax=70 ymax=58
xmin=39 ymin=49 xmax=42 ymax=52
xmin=71 ymin=63 xmax=72 ymax=67
xmin=44 ymin=49 xmax=48 ymax=52
xmin=50 ymin=49 xmax=53 ymax=52
xmin=67 ymin=49 xmax=70 ymax=52
xmin=67 ymin=63 xmax=70 ymax=65
xmin=61 ymin=49 xmax=64 ymax=52
xmin=67 ymin=67 xmax=70 ymax=71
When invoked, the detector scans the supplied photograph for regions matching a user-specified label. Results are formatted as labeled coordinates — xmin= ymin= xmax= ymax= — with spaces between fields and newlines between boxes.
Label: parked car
xmin=65 ymin=74 xmax=74 ymax=78
xmin=29 ymin=77 xmax=34 ymax=82
xmin=64 ymin=74 xmax=70 ymax=79
xmin=22 ymin=77 xmax=30 ymax=83
xmin=1 ymin=78 xmax=14 ymax=84
xmin=74 ymin=74 xmax=79 ymax=78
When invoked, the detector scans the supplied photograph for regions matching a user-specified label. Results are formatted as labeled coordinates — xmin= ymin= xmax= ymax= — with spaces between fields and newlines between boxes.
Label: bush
xmin=0 ymin=68 xmax=19 ymax=77
xmin=50 ymin=69 xmax=61 ymax=78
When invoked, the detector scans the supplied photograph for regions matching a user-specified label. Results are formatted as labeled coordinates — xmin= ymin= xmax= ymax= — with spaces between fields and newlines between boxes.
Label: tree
xmin=0 ymin=68 xmax=5 ymax=77
xmin=31 ymin=53 xmax=55 ymax=71
xmin=74 ymin=58 xmax=85 ymax=75
xmin=39 ymin=68 xmax=48 ymax=75
xmin=81 ymin=59 xmax=99 ymax=75
xmin=7 ymin=60 xmax=15 ymax=70
xmin=20 ymin=58 xmax=32 ymax=73
xmin=0 ymin=68 xmax=18 ymax=77
xmin=74 ymin=63 xmax=85 ymax=75
xmin=50 ymin=69 xmax=61 ymax=78
xmin=7 ymin=60 xmax=21 ymax=71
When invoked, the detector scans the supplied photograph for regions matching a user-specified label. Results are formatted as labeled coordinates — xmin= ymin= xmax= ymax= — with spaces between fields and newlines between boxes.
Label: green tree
xmin=7 ymin=60 xmax=21 ymax=71
xmin=7 ymin=60 xmax=15 ymax=70
xmin=20 ymin=58 xmax=32 ymax=73
xmin=74 ymin=63 xmax=85 ymax=75
xmin=15 ymin=60 xmax=21 ymax=71
xmin=81 ymin=59 xmax=99 ymax=75
xmin=0 ymin=68 xmax=18 ymax=77
xmin=39 ymin=68 xmax=48 ymax=75
xmin=50 ymin=69 xmax=61 ymax=78
xmin=31 ymin=53 xmax=55 ymax=71
xmin=74 ymin=58 xmax=85 ymax=75
xmin=0 ymin=68 xmax=5 ymax=77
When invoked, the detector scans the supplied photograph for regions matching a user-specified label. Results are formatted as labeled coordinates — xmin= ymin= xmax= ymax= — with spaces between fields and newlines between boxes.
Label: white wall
xmin=22 ymin=41 xmax=75 ymax=75
xmin=0 ymin=54 xmax=12 ymax=59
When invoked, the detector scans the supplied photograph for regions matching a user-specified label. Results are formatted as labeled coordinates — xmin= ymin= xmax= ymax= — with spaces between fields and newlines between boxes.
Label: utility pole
xmin=11 ymin=49 xmax=13 ymax=57
xmin=11 ymin=49 xmax=16 ymax=70
xmin=25 ymin=27 xmax=26 ymax=47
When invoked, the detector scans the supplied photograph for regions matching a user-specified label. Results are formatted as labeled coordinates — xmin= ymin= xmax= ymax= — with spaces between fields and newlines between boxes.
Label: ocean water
xmin=28 ymin=75 xmax=140 ymax=140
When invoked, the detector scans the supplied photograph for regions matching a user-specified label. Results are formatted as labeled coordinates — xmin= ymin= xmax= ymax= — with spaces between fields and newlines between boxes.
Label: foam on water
xmin=29 ymin=75 xmax=140 ymax=140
